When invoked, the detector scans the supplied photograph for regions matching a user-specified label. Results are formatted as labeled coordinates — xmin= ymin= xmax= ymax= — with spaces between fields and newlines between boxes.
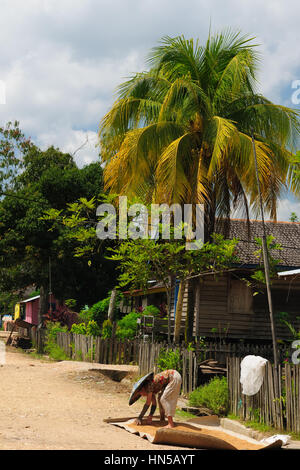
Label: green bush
xmin=70 ymin=320 xmax=101 ymax=336
xmin=115 ymin=311 xmax=140 ymax=340
xmin=65 ymin=299 xmax=77 ymax=309
xmin=143 ymin=305 xmax=160 ymax=316
xmin=88 ymin=298 xmax=110 ymax=323
xmin=156 ymin=348 xmax=182 ymax=375
xmin=102 ymin=319 xmax=113 ymax=339
xmin=86 ymin=320 xmax=101 ymax=336
xmin=188 ymin=376 xmax=229 ymax=415
xmin=44 ymin=321 xmax=69 ymax=361
xmin=78 ymin=292 xmax=123 ymax=326
xmin=70 ymin=322 xmax=87 ymax=335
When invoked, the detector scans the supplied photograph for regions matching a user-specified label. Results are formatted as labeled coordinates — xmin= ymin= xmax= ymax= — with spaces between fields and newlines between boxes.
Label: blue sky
xmin=0 ymin=0 xmax=299 ymax=220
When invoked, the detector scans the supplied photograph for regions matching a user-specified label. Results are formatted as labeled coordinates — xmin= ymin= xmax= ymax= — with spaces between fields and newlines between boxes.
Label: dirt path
xmin=0 ymin=343 xmax=189 ymax=450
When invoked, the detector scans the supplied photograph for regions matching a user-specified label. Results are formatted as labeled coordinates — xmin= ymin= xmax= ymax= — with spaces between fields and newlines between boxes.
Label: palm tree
xmin=99 ymin=30 xmax=300 ymax=342
xmin=100 ymin=31 xmax=299 ymax=224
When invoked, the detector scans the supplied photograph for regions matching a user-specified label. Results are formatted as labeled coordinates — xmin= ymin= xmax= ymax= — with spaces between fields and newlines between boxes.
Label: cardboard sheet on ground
xmin=106 ymin=417 xmax=283 ymax=450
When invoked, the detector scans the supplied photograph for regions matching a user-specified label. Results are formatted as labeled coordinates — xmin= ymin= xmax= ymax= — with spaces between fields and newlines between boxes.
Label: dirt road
xmin=0 ymin=343 xmax=189 ymax=450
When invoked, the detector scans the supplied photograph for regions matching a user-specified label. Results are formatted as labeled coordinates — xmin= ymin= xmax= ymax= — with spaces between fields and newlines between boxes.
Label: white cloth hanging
xmin=240 ymin=355 xmax=268 ymax=396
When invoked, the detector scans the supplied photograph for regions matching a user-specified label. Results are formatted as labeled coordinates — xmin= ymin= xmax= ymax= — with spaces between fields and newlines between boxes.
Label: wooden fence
xmin=56 ymin=332 xmax=140 ymax=365
xmin=227 ymin=356 xmax=300 ymax=433
xmin=192 ymin=341 xmax=290 ymax=365
xmin=31 ymin=329 xmax=300 ymax=423
xmin=50 ymin=332 xmax=197 ymax=394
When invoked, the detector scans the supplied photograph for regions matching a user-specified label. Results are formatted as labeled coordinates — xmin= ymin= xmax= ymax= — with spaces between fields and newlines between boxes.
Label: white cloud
xmin=36 ymin=128 xmax=100 ymax=167
xmin=0 ymin=0 xmax=299 ymax=208
xmin=277 ymin=198 xmax=300 ymax=222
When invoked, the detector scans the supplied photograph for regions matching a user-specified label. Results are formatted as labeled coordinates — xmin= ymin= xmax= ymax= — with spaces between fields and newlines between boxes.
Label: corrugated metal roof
xmin=278 ymin=269 xmax=300 ymax=277
xmin=21 ymin=295 xmax=40 ymax=303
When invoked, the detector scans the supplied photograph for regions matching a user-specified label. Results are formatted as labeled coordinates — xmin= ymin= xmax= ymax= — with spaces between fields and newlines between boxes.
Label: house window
xmin=228 ymin=279 xmax=253 ymax=314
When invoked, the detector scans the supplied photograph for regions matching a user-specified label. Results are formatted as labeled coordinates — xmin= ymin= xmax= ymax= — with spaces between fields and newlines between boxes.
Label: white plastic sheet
xmin=240 ymin=355 xmax=268 ymax=396
xmin=261 ymin=434 xmax=291 ymax=446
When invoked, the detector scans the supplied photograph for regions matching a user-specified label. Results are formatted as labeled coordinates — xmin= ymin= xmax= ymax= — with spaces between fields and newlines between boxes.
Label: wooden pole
xmin=251 ymin=133 xmax=278 ymax=372
xmin=108 ymin=288 xmax=117 ymax=321
xmin=49 ymin=256 xmax=52 ymax=317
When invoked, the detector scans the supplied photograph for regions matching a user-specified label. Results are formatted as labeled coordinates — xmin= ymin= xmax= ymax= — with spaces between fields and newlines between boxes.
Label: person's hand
xmin=146 ymin=415 xmax=153 ymax=425
xmin=134 ymin=418 xmax=142 ymax=425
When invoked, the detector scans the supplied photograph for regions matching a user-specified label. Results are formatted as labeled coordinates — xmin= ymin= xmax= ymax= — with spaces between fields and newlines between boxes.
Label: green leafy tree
xmin=0 ymin=121 xmax=32 ymax=191
xmin=108 ymin=233 xmax=239 ymax=342
xmin=0 ymin=129 xmax=117 ymax=325
xmin=43 ymin=196 xmax=238 ymax=342
xmin=289 ymin=212 xmax=299 ymax=223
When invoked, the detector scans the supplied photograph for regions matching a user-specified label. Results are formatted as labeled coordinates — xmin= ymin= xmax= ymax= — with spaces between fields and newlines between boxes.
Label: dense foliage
xmin=0 ymin=123 xmax=117 ymax=318
xmin=188 ymin=376 xmax=229 ymax=415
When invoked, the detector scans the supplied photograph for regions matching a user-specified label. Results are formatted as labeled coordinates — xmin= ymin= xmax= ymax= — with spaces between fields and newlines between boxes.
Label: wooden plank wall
xmin=195 ymin=274 xmax=229 ymax=338
xmin=194 ymin=273 xmax=300 ymax=341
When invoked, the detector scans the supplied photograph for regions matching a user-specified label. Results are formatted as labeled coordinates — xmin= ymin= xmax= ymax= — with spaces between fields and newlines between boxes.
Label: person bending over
xmin=134 ymin=369 xmax=182 ymax=429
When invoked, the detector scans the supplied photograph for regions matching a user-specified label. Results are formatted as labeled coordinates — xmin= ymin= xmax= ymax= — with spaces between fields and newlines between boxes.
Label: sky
xmin=0 ymin=0 xmax=300 ymax=221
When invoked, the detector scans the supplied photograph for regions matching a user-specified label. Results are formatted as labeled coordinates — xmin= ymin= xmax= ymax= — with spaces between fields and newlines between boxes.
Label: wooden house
xmin=14 ymin=294 xmax=78 ymax=328
xmin=122 ymin=219 xmax=300 ymax=343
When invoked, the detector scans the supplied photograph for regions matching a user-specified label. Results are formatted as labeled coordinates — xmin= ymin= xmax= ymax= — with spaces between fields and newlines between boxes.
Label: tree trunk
xmin=194 ymin=280 xmax=201 ymax=337
xmin=174 ymin=280 xmax=186 ymax=344
xmin=185 ymin=278 xmax=195 ymax=343
xmin=108 ymin=288 xmax=117 ymax=321
xmin=38 ymin=284 xmax=48 ymax=328
xmin=166 ymin=289 xmax=172 ymax=344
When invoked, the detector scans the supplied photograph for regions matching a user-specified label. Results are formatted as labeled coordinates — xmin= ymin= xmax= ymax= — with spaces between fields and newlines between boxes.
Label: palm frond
xmin=155 ymin=132 xmax=199 ymax=203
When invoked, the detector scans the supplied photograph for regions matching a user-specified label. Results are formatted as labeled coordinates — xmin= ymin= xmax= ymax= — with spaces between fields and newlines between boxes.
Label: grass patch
xmin=28 ymin=351 xmax=53 ymax=361
xmin=175 ymin=409 xmax=198 ymax=421
xmin=46 ymin=343 xmax=69 ymax=361
xmin=227 ymin=414 xmax=300 ymax=441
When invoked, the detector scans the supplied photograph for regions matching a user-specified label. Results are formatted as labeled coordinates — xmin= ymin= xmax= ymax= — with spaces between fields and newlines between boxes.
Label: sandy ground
xmin=1 ymin=342 xmax=298 ymax=452
xmin=0 ymin=343 xmax=191 ymax=450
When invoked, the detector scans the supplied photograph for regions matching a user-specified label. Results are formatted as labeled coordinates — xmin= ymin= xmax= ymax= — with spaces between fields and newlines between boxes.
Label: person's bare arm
xmin=145 ymin=394 xmax=157 ymax=424
xmin=134 ymin=393 xmax=153 ymax=425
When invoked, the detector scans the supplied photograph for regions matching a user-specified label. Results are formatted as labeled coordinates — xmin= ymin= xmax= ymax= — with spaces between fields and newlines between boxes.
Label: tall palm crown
xmin=99 ymin=31 xmax=300 ymax=233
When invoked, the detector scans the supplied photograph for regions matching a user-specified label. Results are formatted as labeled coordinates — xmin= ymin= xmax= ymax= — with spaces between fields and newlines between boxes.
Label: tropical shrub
xmin=64 ymin=298 xmax=77 ymax=309
xmin=115 ymin=311 xmax=141 ymax=340
xmin=156 ymin=347 xmax=182 ymax=375
xmin=44 ymin=321 xmax=69 ymax=361
xmin=78 ymin=291 xmax=123 ymax=326
xmin=70 ymin=322 xmax=87 ymax=335
xmin=102 ymin=319 xmax=113 ymax=339
xmin=70 ymin=320 xmax=101 ymax=336
xmin=188 ymin=376 xmax=229 ymax=415
xmin=86 ymin=320 xmax=101 ymax=336
xmin=142 ymin=305 xmax=160 ymax=316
